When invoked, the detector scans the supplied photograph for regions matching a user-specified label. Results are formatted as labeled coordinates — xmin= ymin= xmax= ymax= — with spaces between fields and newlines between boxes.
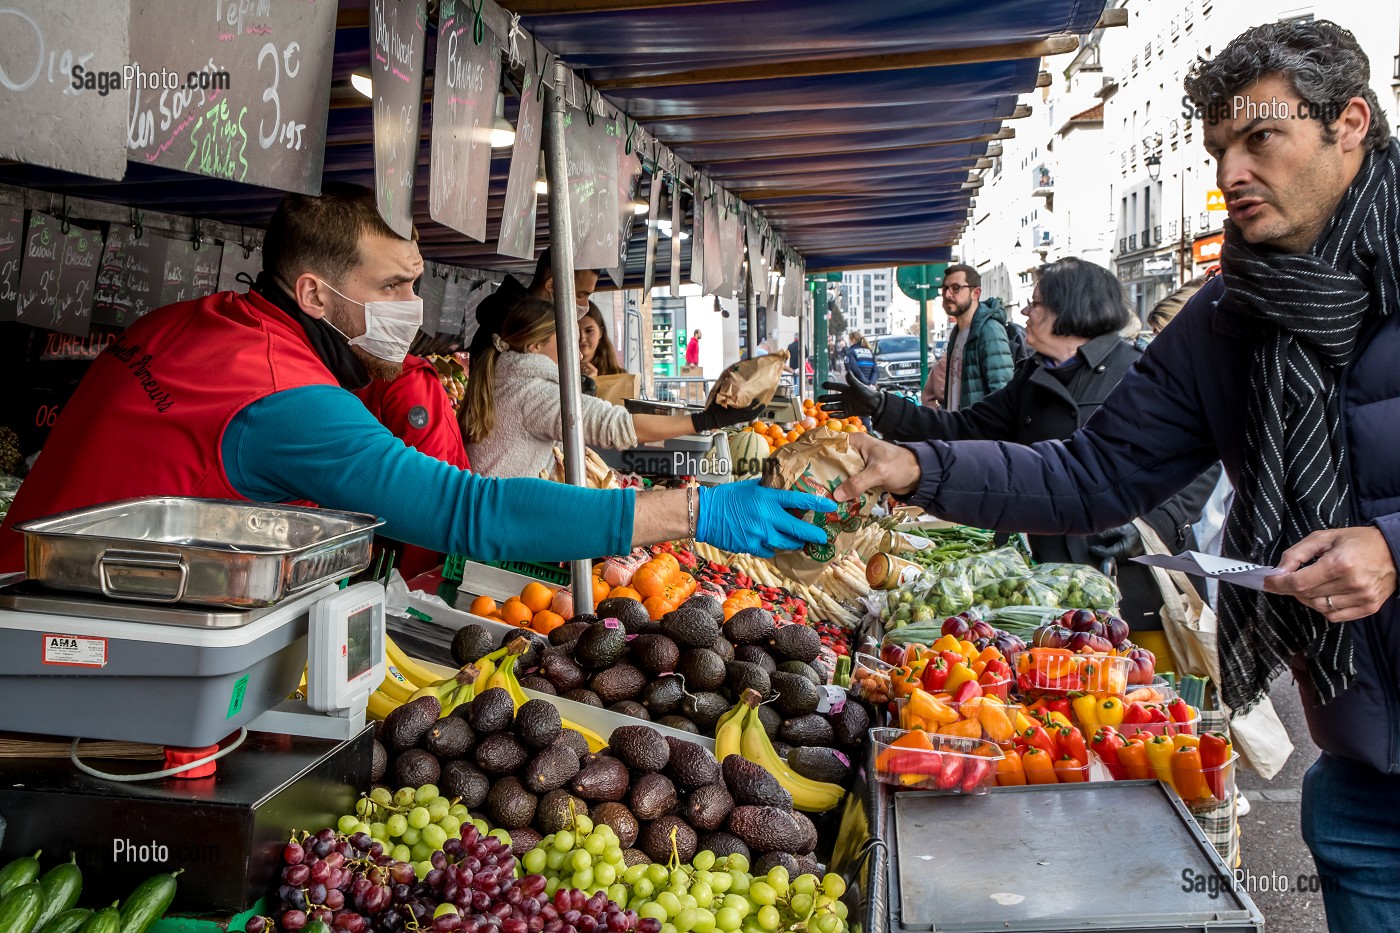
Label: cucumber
xmin=116 ymin=870 xmax=181 ymax=933
xmin=33 ymin=855 xmax=82 ymax=931
xmin=0 ymin=852 xmax=42 ymax=900
xmin=38 ymin=908 xmax=92 ymax=933
xmin=76 ymin=904 xmax=121 ymax=933
xmin=0 ymin=882 xmax=45 ymax=933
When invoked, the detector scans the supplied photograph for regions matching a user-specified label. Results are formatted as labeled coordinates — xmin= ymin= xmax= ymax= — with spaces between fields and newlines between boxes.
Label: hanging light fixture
xmin=629 ymin=198 xmax=650 ymax=216
xmin=489 ymin=92 xmax=516 ymax=148
xmin=350 ymin=70 xmax=373 ymax=98
xmin=534 ymin=152 xmax=548 ymax=195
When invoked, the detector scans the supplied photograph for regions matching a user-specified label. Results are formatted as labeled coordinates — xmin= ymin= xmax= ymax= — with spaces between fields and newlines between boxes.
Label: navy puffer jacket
xmin=900 ymin=275 xmax=1400 ymax=774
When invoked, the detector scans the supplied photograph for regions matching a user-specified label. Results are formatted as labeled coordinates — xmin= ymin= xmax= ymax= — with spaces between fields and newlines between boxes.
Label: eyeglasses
xmin=940 ymin=283 xmax=973 ymax=295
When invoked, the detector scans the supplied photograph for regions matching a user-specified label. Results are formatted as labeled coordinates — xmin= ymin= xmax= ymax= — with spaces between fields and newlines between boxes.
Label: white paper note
xmin=1132 ymin=550 xmax=1287 ymax=592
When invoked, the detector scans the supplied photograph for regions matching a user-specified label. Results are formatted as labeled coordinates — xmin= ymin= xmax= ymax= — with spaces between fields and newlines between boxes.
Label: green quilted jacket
xmin=942 ymin=299 xmax=1016 ymax=409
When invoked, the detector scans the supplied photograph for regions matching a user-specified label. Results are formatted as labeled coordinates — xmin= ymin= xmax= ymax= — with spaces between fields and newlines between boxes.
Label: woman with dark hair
xmin=580 ymin=302 xmax=625 ymax=377
xmin=821 ymin=257 xmax=1218 ymax=640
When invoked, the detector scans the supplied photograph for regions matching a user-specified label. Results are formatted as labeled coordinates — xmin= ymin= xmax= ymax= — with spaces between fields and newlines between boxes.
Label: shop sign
xmin=1143 ymin=255 xmax=1175 ymax=276
xmin=1206 ymin=189 xmax=1227 ymax=211
xmin=1193 ymin=232 xmax=1224 ymax=264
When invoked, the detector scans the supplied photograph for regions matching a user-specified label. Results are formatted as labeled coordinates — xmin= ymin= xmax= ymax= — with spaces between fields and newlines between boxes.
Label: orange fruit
xmin=786 ymin=430 xmax=800 ymax=442
xmin=592 ymin=575 xmax=610 ymax=604
xmin=845 ymin=416 xmax=861 ymax=426
xmin=653 ymin=552 xmax=681 ymax=576
xmin=520 ymin=581 xmax=554 ymax=614
xmin=531 ymin=609 xmax=566 ymax=635
xmin=500 ymin=598 xmax=533 ymax=627
xmin=487 ymin=611 xmax=505 ymax=622
xmin=469 ymin=594 xmax=498 ymax=617
xmin=609 ymin=585 xmax=642 ymax=602
xmin=643 ymin=596 xmax=671 ymax=621
xmin=750 ymin=420 xmax=764 ymax=430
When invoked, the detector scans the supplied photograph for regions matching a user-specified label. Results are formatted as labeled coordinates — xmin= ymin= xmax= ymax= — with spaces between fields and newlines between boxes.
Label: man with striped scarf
xmin=831 ymin=21 xmax=1400 ymax=928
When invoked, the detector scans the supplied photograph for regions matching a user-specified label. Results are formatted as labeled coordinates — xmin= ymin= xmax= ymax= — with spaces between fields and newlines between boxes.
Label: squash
xmin=729 ymin=430 xmax=772 ymax=477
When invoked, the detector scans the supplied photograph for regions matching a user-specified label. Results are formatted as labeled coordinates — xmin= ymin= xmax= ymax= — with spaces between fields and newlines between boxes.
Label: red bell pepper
xmin=960 ymin=757 xmax=993 ymax=793
xmin=1199 ymin=732 xmax=1232 ymax=800
xmin=951 ymin=679 xmax=983 ymax=704
xmin=921 ymin=657 xmax=950 ymax=692
xmin=1123 ymin=701 xmax=1151 ymax=726
xmin=1056 ymin=726 xmax=1088 ymax=764
xmin=1167 ymin=697 xmax=1195 ymax=734
xmin=937 ymin=751 xmax=965 ymax=790
xmin=1019 ymin=724 xmax=1057 ymax=758
xmin=884 ymin=750 xmax=943 ymax=776
xmin=939 ymin=649 xmax=965 ymax=669
xmin=1146 ymin=705 xmax=1170 ymax=724
xmin=1091 ymin=727 xmax=1128 ymax=780
xmin=1043 ymin=697 xmax=1072 ymax=718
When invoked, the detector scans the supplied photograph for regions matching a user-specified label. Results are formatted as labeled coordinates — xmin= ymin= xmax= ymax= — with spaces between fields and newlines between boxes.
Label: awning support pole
xmin=812 ymin=278 xmax=829 ymax=390
xmin=745 ymin=254 xmax=758 ymax=359
xmin=544 ymin=59 xmax=594 ymax=614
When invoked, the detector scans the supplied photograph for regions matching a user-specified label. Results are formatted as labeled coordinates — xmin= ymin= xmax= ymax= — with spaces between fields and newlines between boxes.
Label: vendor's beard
xmin=325 ymin=300 xmax=405 ymax=382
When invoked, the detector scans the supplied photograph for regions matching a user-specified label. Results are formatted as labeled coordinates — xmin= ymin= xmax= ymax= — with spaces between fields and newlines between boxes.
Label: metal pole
xmin=796 ymin=304 xmax=806 ymax=401
xmin=812 ymin=279 xmax=829 ymax=389
xmin=745 ymin=258 xmax=758 ymax=359
xmin=543 ymin=61 xmax=593 ymax=615
xmin=918 ymin=296 xmax=929 ymax=389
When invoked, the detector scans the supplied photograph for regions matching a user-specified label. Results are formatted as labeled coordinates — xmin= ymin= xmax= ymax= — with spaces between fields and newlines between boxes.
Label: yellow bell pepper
xmin=1172 ymin=733 xmax=1201 ymax=750
xmin=944 ymin=662 xmax=978 ymax=694
xmin=958 ymin=639 xmax=978 ymax=661
xmin=1013 ymin=710 xmax=1038 ymax=734
xmin=1047 ymin=711 xmax=1074 ymax=731
xmin=1145 ymin=735 xmax=1178 ymax=790
xmin=977 ymin=697 xmax=1016 ymax=743
xmin=906 ymin=687 xmax=959 ymax=727
xmin=1072 ymin=693 xmax=1100 ymax=728
xmin=1097 ymin=696 xmax=1125 ymax=727
xmin=931 ymin=634 xmax=962 ymax=654
xmin=941 ymin=718 xmax=983 ymax=739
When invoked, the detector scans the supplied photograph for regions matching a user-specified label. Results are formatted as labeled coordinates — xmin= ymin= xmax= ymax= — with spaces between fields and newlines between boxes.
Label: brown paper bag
xmin=706 ymin=351 xmax=787 ymax=408
xmin=761 ymin=426 xmax=881 ymax=582
xmin=594 ymin=372 xmax=641 ymax=407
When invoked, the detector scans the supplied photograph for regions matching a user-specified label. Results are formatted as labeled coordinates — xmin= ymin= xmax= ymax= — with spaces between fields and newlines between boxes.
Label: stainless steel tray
xmin=16 ymin=498 xmax=384 ymax=609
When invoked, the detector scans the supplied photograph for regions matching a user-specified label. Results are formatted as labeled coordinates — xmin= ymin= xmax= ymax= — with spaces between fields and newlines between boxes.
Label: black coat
xmin=873 ymin=332 xmax=1219 ymax=629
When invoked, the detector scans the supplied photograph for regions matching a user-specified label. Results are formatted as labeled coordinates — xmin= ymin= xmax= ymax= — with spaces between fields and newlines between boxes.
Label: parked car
xmin=871 ymin=334 xmax=928 ymax=392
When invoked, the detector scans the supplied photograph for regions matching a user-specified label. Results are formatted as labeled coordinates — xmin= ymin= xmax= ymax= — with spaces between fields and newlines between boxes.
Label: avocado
xmin=831 ymin=701 xmax=871 ymax=748
xmin=795 ymin=854 xmax=822 ymax=878
xmin=642 ymin=677 xmax=686 ymax=716
xmin=540 ymin=653 xmax=588 ymax=693
xmin=516 ymin=698 xmax=564 ymax=749
xmin=371 ymin=740 xmax=388 ymax=783
xmin=508 ymin=826 xmax=543 ymax=857
xmin=734 ymin=645 xmax=777 ymax=673
xmin=772 ymin=741 xmax=795 ymax=758
xmin=570 ymin=756 xmax=631 ymax=802
xmin=474 ymin=732 xmax=531 ymax=776
xmin=550 ymin=622 xmax=590 ymax=645
xmin=517 ymin=635 xmax=546 ymax=673
xmin=728 ymin=806 xmax=801 ymax=854
xmin=422 ymin=716 xmax=476 ymax=760
xmin=726 ymin=661 xmax=772 ymax=699
xmin=698 ymin=832 xmax=751 ymax=862
xmin=754 ymin=852 xmax=800 ymax=875
xmin=564 ymin=689 xmax=604 ymax=707
xmin=661 ymin=608 xmax=721 ymax=649
xmin=465 ymin=687 xmax=515 ymax=735
xmin=519 ymin=675 xmax=557 ymax=694
xmin=622 ymin=848 xmax=652 ymax=867
xmin=631 ymin=634 xmax=681 ymax=675
xmin=629 ymin=772 xmax=679 ymax=820
xmin=658 ymin=715 xmax=702 ymax=734
xmin=535 ymin=789 xmax=589 ymax=833
xmin=723 ymin=607 xmax=776 ymax=645
xmin=683 ymin=782 xmax=735 ymax=832
xmin=791 ymin=810 xmax=818 ymax=856
xmin=778 ymin=660 xmax=822 ymax=685
xmin=770 ymin=672 xmax=821 ymax=717
xmin=787 ymin=747 xmax=853 ymax=786
xmin=679 ymin=649 xmax=727 ymax=691
xmin=524 ymin=742 xmax=582 ymax=793
xmin=556 ymin=729 xmax=592 ymax=761
xmin=710 ymin=636 xmax=736 ymax=664
xmin=609 ymin=724 xmax=671 ymax=773
xmin=395 ymin=748 xmax=441 ymax=788
xmin=757 ymin=703 xmax=783 ymax=738
xmin=384 ymin=695 xmax=442 ymax=751
xmin=571 ymin=613 xmax=599 ymax=627
xmin=486 ymin=776 xmax=538 ymax=829
xmin=639 ymin=815 xmax=698 ymax=865
xmin=441 ymin=760 xmax=491 ymax=808
xmin=451 ymin=624 xmax=496 ymax=665
xmin=609 ymin=700 xmax=651 ymax=721
xmin=590 ymin=802 xmax=640 ymax=848
xmin=721 ymin=756 xmax=793 ymax=810
xmin=770 ymin=625 xmax=821 ymax=663
xmin=664 ymin=737 xmax=722 ymax=789
xmin=682 ymin=594 xmax=725 ymax=625
xmin=596 ymin=597 xmax=652 ymax=634
xmin=780 ymin=714 xmax=835 ymax=748
xmin=576 ymin=620 xmax=630 ymax=669
xmin=591 ymin=663 xmax=648 ymax=704
xmin=680 ymin=692 xmax=731 ymax=731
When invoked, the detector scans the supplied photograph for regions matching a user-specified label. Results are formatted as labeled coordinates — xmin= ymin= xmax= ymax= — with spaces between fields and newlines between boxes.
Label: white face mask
xmin=319 ymin=279 xmax=423 ymax=363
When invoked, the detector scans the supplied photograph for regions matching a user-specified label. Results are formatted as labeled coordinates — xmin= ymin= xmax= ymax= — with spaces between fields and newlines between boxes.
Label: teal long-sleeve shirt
xmin=222 ymin=385 xmax=635 ymax=562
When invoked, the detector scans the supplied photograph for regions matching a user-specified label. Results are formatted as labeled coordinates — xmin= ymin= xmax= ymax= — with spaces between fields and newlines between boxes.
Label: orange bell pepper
xmin=975 ymin=646 xmax=1003 ymax=667
xmin=940 ymin=718 xmax=983 ymax=739
xmin=1118 ymin=738 xmax=1152 ymax=779
xmin=977 ymin=697 xmax=1016 ymax=744
xmin=1054 ymin=756 xmax=1088 ymax=783
xmin=1171 ymin=746 xmax=1209 ymax=801
xmin=996 ymin=748 xmax=1027 ymax=786
xmin=1021 ymin=747 xmax=1057 ymax=784
xmin=890 ymin=666 xmax=920 ymax=699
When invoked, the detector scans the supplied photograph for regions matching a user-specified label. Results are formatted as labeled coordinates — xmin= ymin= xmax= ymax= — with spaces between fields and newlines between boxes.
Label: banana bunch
xmin=714 ymin=690 xmax=846 ymax=813
xmin=479 ymin=636 xmax=611 ymax=753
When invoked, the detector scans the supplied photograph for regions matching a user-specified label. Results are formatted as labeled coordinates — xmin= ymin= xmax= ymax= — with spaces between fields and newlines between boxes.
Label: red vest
xmin=0 ymin=290 xmax=338 ymax=573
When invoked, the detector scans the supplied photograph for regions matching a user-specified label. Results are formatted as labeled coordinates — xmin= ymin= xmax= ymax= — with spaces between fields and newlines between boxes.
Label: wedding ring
xmin=1326 ymin=595 xmax=1336 ymax=612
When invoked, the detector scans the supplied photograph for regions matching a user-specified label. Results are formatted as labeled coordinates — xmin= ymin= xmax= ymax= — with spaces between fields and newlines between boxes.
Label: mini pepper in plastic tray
xmin=871 ymin=726 xmax=1004 ymax=795
xmin=1014 ymin=648 xmax=1133 ymax=695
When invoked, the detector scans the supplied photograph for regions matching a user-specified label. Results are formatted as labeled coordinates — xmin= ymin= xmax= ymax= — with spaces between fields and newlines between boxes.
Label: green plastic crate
xmin=443 ymin=555 xmax=571 ymax=588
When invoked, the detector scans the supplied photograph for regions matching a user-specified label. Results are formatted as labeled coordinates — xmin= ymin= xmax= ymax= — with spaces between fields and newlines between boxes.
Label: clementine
xmin=520 ymin=581 xmax=554 ymax=614
xmin=469 ymin=594 xmax=498 ymax=617
xmin=531 ymin=610 xmax=566 ymax=635
xmin=500 ymin=598 xmax=533 ymax=627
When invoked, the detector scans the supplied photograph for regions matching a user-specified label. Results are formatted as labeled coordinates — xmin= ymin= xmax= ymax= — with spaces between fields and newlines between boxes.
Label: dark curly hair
xmin=1184 ymin=20 xmax=1390 ymax=151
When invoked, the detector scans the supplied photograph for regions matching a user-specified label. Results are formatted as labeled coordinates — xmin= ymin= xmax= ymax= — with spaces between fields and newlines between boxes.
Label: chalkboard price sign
xmin=15 ymin=212 xmax=103 ymax=337
xmin=417 ymin=264 xmax=447 ymax=336
xmin=93 ymin=227 xmax=171 ymax=327
xmin=429 ymin=2 xmax=500 ymax=242
xmin=217 ymin=243 xmax=262 ymax=292
xmin=715 ymin=197 xmax=742 ymax=300
xmin=0 ymin=1 xmax=130 ymax=181
xmin=0 ymin=207 xmax=23 ymax=320
xmin=192 ymin=241 xmax=224 ymax=295
xmin=497 ymin=40 xmax=543 ymax=261
xmin=372 ymin=0 xmax=428 ymax=240
xmin=701 ymin=190 xmax=722 ymax=297
xmin=127 ymin=0 xmax=337 ymax=194
xmin=563 ymin=112 xmax=622 ymax=272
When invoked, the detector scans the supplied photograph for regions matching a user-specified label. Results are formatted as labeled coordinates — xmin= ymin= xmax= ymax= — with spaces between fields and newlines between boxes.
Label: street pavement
xmin=1234 ymin=677 xmax=1328 ymax=932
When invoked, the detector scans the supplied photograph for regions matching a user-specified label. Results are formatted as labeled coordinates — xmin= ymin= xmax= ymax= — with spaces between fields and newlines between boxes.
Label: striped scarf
xmin=1217 ymin=138 xmax=1400 ymax=712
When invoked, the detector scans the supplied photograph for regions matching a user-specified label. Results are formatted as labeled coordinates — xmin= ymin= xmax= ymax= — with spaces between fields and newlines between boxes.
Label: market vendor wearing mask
xmin=0 ymin=183 xmax=831 ymax=571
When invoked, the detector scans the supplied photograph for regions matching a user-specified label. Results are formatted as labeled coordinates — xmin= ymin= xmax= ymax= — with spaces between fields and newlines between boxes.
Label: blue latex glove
xmin=696 ymin=479 xmax=837 ymax=559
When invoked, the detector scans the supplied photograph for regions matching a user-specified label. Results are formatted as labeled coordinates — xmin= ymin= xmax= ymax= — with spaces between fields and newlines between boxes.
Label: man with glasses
xmin=926 ymin=265 xmax=1015 ymax=411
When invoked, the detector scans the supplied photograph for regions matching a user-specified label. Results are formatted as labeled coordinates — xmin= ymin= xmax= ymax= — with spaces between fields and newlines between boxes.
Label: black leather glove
xmin=1088 ymin=523 xmax=1144 ymax=561
xmin=818 ymin=373 xmax=886 ymax=420
xmin=691 ymin=400 xmax=764 ymax=433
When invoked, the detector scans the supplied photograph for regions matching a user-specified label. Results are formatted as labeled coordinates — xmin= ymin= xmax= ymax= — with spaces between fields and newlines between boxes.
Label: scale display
xmin=307 ymin=582 xmax=386 ymax=713
xmin=345 ymin=605 xmax=375 ymax=682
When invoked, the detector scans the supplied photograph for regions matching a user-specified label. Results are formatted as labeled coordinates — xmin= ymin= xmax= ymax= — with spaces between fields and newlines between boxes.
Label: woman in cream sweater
xmin=462 ymin=298 xmax=756 ymax=477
